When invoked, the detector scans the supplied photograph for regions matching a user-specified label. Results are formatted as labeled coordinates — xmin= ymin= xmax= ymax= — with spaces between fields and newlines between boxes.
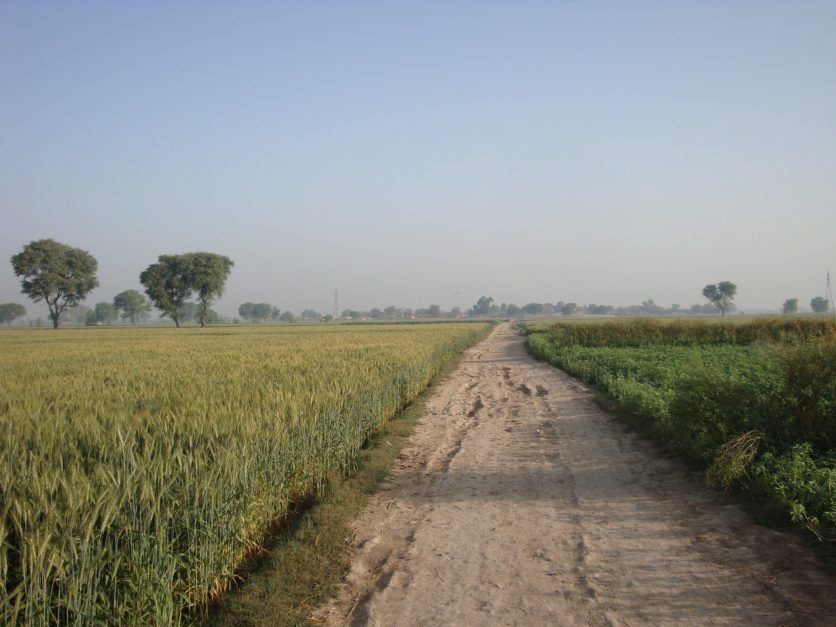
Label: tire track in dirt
xmin=314 ymin=323 xmax=836 ymax=626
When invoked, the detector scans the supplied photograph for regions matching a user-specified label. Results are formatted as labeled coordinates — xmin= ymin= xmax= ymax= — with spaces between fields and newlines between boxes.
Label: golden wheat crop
xmin=0 ymin=322 xmax=490 ymax=625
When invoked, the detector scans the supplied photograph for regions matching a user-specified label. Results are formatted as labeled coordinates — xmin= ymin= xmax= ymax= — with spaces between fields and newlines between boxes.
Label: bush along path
xmin=527 ymin=317 xmax=836 ymax=545
xmin=316 ymin=323 xmax=836 ymax=625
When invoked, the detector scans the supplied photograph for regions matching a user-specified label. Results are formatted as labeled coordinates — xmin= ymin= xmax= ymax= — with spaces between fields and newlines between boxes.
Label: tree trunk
xmin=52 ymin=317 xmax=59 ymax=329
xmin=174 ymin=318 xmax=180 ymax=328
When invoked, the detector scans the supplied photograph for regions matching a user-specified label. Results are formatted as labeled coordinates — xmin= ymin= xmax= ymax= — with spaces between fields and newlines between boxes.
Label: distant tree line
xmin=9 ymin=239 xmax=234 ymax=328
xmin=7 ymin=240 xmax=833 ymax=327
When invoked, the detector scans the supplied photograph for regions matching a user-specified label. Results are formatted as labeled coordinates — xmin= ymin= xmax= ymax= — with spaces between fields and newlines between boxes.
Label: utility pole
xmin=826 ymin=269 xmax=834 ymax=313
xmin=334 ymin=289 xmax=339 ymax=319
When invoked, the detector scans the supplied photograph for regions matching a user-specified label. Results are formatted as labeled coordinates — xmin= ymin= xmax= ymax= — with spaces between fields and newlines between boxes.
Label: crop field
xmin=527 ymin=318 xmax=836 ymax=542
xmin=0 ymin=322 xmax=491 ymax=625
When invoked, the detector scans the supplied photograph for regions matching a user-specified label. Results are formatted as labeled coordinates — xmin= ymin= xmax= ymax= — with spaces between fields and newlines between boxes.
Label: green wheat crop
xmin=0 ymin=322 xmax=490 ymax=624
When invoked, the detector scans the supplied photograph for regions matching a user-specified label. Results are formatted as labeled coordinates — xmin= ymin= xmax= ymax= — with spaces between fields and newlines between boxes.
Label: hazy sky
xmin=2 ymin=1 xmax=834 ymax=318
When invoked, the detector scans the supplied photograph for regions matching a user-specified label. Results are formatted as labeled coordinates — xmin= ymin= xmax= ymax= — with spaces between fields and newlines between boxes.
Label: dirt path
xmin=315 ymin=323 xmax=836 ymax=626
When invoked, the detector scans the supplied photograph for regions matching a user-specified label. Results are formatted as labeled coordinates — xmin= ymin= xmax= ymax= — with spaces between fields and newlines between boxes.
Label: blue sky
xmin=1 ymin=1 xmax=834 ymax=317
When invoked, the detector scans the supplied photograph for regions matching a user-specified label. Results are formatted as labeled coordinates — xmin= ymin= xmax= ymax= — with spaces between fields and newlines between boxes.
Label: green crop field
xmin=0 ymin=322 xmax=491 ymax=625
xmin=527 ymin=317 xmax=836 ymax=543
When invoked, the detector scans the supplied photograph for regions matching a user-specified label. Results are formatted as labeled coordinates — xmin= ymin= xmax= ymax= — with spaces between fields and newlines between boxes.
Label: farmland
xmin=0 ymin=322 xmax=491 ymax=625
xmin=527 ymin=317 xmax=836 ymax=543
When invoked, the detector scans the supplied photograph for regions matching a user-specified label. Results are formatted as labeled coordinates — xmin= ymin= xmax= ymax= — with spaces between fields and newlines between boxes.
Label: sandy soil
xmin=315 ymin=323 xmax=836 ymax=626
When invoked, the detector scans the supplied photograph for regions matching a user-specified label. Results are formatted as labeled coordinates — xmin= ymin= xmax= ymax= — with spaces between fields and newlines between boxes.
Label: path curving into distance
xmin=315 ymin=323 xmax=836 ymax=626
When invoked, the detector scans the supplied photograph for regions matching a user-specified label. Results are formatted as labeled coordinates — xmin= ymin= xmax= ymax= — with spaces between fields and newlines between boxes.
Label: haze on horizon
xmin=1 ymin=2 xmax=834 ymax=320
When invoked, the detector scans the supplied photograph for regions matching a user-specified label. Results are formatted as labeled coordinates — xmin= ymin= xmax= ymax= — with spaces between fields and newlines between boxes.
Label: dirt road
xmin=316 ymin=323 xmax=836 ymax=625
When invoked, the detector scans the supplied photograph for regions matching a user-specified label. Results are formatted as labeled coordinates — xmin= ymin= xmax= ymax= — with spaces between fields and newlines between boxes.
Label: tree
xmin=94 ymin=302 xmax=118 ymax=325
xmin=810 ymin=296 xmax=829 ymax=313
xmin=114 ymin=289 xmax=152 ymax=324
xmin=0 ymin=303 xmax=26 ymax=324
xmin=521 ymin=303 xmax=544 ymax=315
xmin=641 ymin=299 xmax=664 ymax=315
xmin=238 ymin=302 xmax=255 ymax=320
xmin=560 ymin=302 xmax=578 ymax=316
xmin=140 ymin=252 xmax=232 ymax=327
xmin=702 ymin=281 xmax=737 ymax=317
xmin=140 ymin=255 xmax=192 ymax=327
xmin=301 ymin=309 xmax=322 ymax=320
xmin=782 ymin=298 xmax=799 ymax=314
xmin=505 ymin=304 xmax=520 ymax=316
xmin=10 ymin=239 xmax=99 ymax=328
xmin=239 ymin=302 xmax=273 ymax=321
xmin=180 ymin=252 xmax=233 ymax=327
xmin=472 ymin=296 xmax=494 ymax=316
xmin=279 ymin=310 xmax=295 ymax=322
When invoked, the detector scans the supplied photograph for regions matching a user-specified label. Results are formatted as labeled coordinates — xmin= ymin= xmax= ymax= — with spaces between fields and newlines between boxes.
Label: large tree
xmin=10 ymin=239 xmax=99 ymax=328
xmin=782 ymin=298 xmax=799 ymax=314
xmin=472 ymin=296 xmax=494 ymax=316
xmin=140 ymin=253 xmax=233 ymax=327
xmin=113 ymin=289 xmax=152 ymax=324
xmin=239 ymin=302 xmax=273 ymax=321
xmin=0 ymin=303 xmax=26 ymax=324
xmin=810 ymin=296 xmax=829 ymax=313
xmin=702 ymin=281 xmax=737 ymax=317
xmin=94 ymin=302 xmax=118 ymax=325
xmin=180 ymin=252 xmax=234 ymax=327
xmin=139 ymin=255 xmax=193 ymax=327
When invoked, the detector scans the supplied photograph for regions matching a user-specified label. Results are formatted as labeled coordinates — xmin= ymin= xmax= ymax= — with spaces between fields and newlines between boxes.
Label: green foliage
xmin=238 ymin=302 xmax=274 ymax=321
xmin=472 ymin=296 xmax=493 ymax=316
xmin=113 ymin=289 xmax=152 ymax=324
xmin=538 ymin=317 xmax=834 ymax=348
xmin=811 ymin=296 xmax=829 ymax=313
xmin=528 ymin=318 xmax=836 ymax=542
xmin=0 ymin=323 xmax=490 ymax=623
xmin=754 ymin=445 xmax=836 ymax=540
xmin=140 ymin=253 xmax=232 ymax=327
xmin=777 ymin=340 xmax=836 ymax=451
xmin=0 ymin=303 xmax=26 ymax=324
xmin=94 ymin=302 xmax=118 ymax=325
xmin=139 ymin=255 xmax=192 ymax=327
xmin=702 ymin=281 xmax=737 ymax=316
xmin=10 ymin=239 xmax=99 ymax=328
xmin=180 ymin=252 xmax=234 ymax=327
xmin=782 ymin=298 xmax=799 ymax=314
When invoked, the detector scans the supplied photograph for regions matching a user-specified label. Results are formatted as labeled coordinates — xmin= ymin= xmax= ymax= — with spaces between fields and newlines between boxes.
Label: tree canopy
xmin=180 ymin=253 xmax=234 ymax=327
xmin=472 ymin=296 xmax=494 ymax=316
xmin=239 ymin=302 xmax=273 ymax=321
xmin=0 ymin=303 xmax=26 ymax=324
xmin=140 ymin=255 xmax=192 ymax=327
xmin=113 ymin=289 xmax=152 ymax=324
xmin=782 ymin=298 xmax=799 ymax=314
xmin=94 ymin=302 xmax=118 ymax=325
xmin=702 ymin=281 xmax=737 ymax=317
xmin=10 ymin=239 xmax=99 ymax=328
xmin=140 ymin=253 xmax=232 ymax=327
xmin=810 ymin=296 xmax=829 ymax=313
